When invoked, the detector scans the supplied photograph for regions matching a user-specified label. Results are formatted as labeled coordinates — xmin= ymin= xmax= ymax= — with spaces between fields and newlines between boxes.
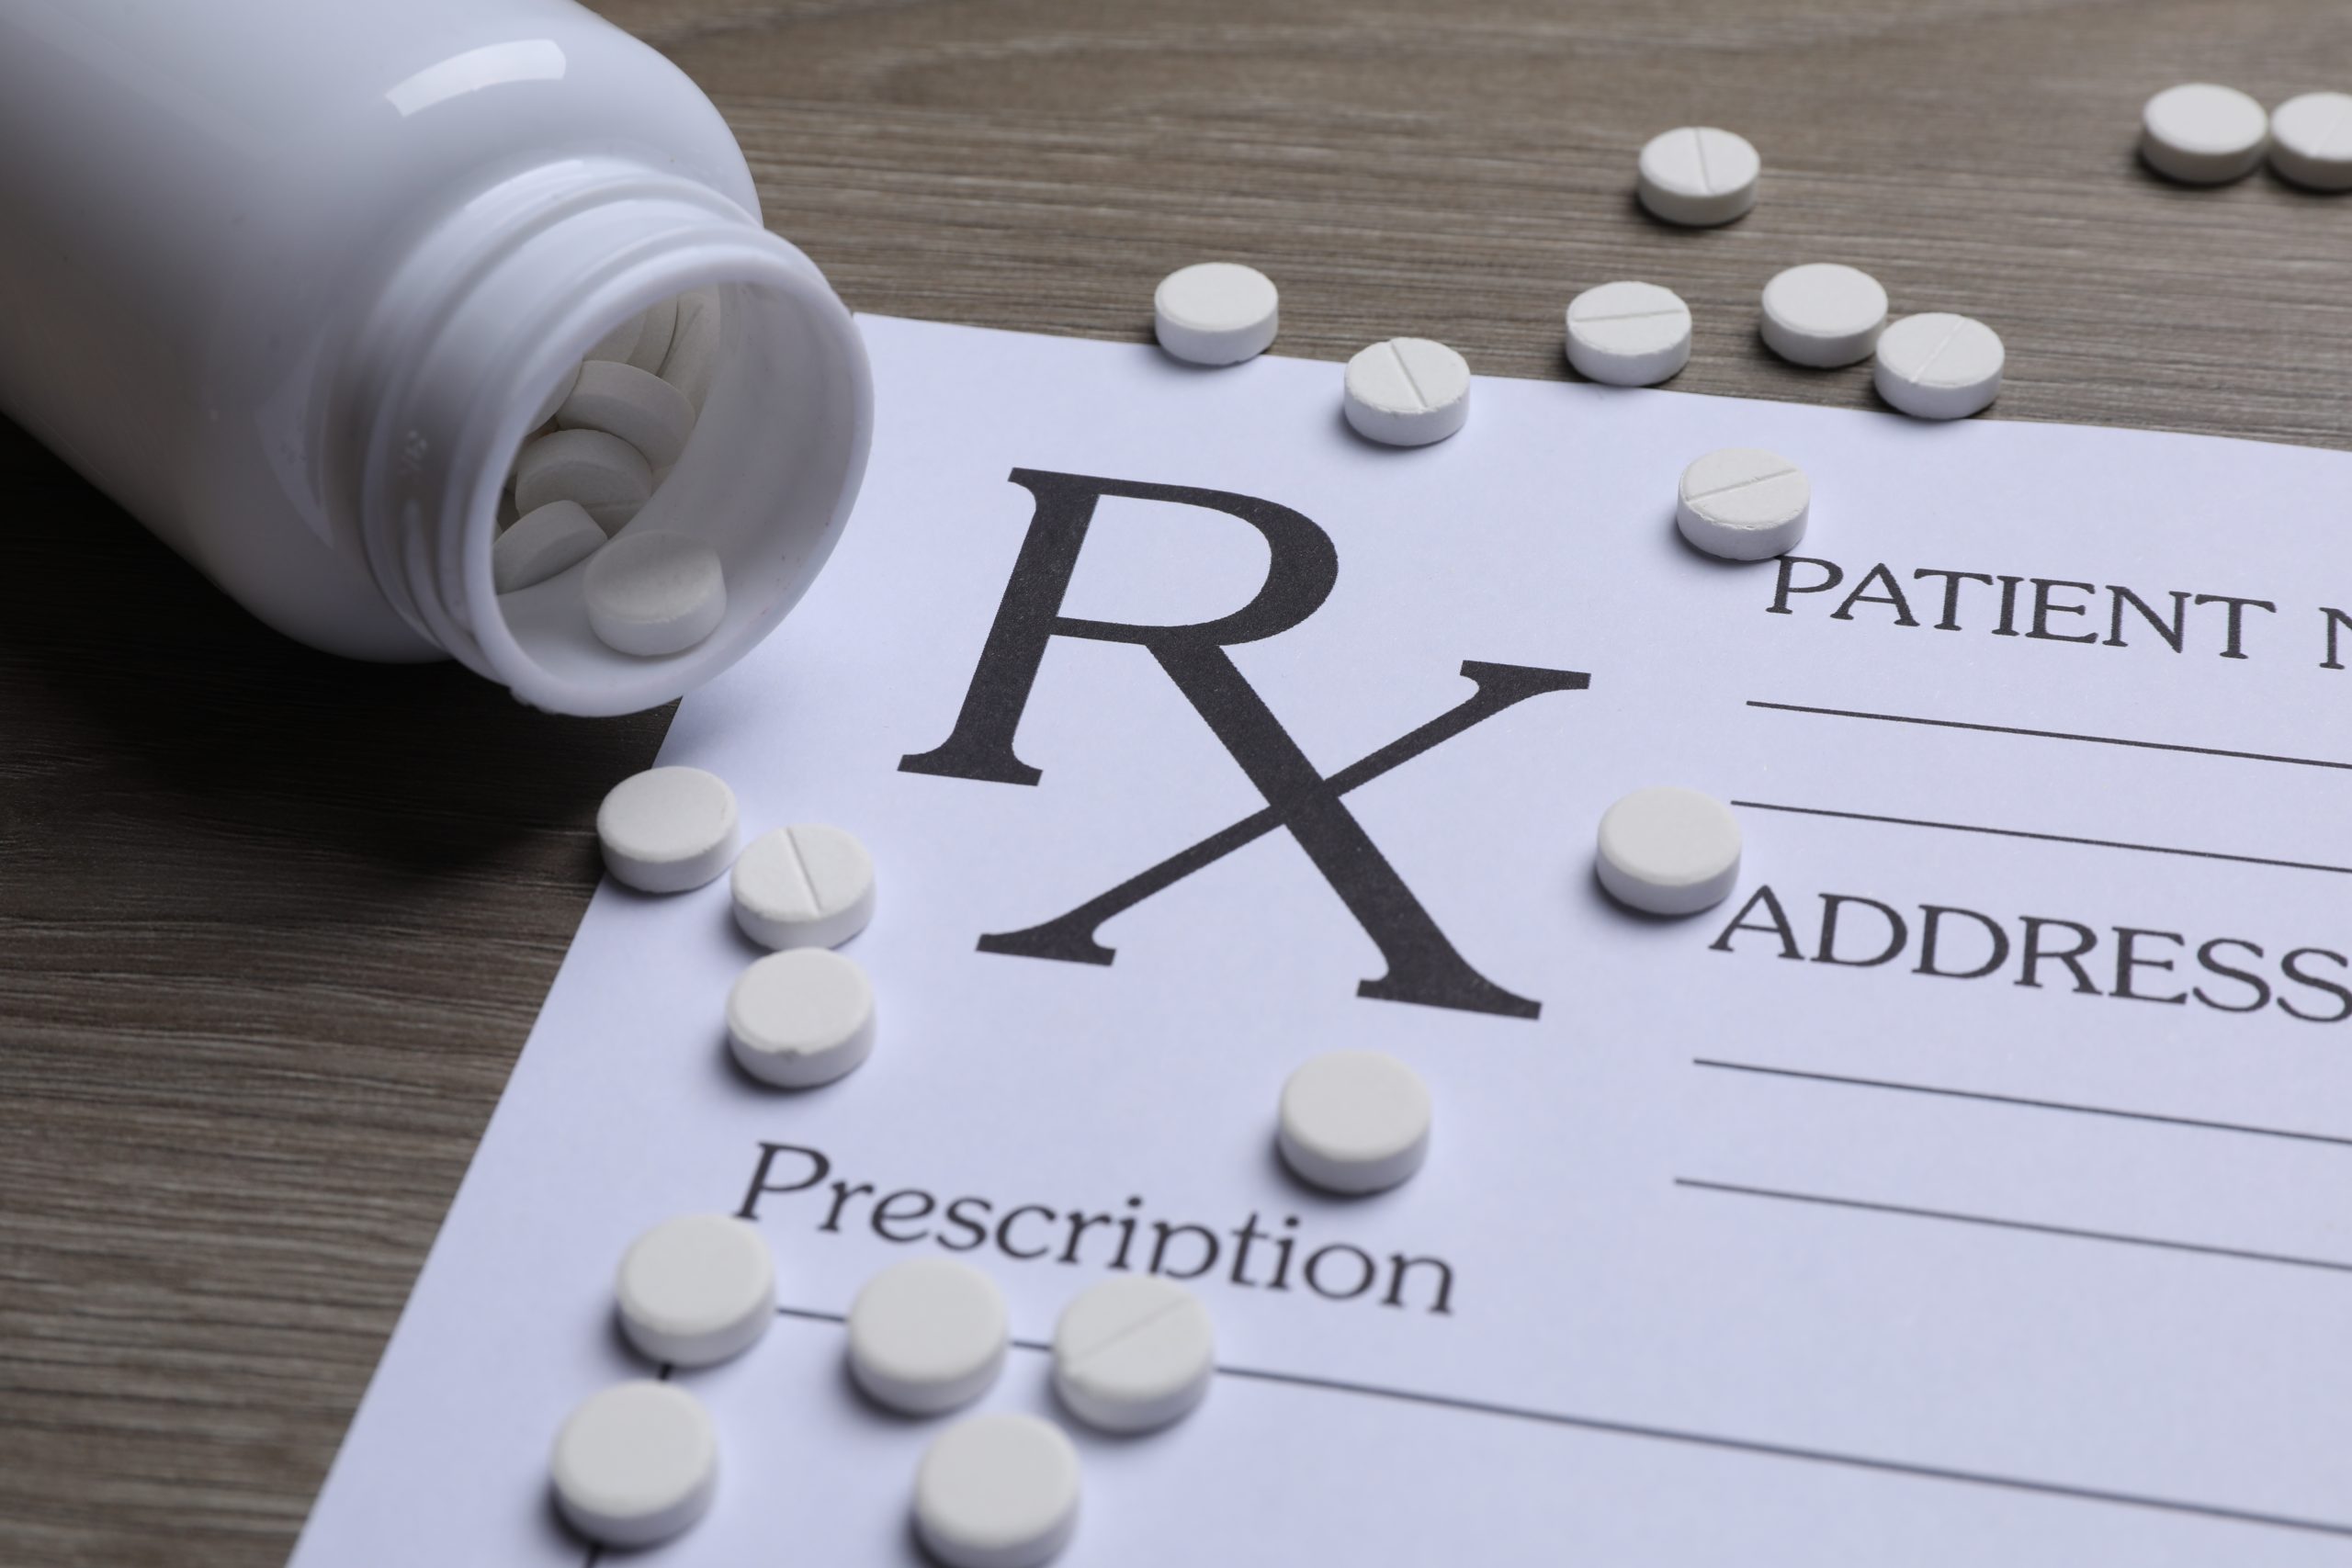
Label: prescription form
xmin=293 ymin=317 xmax=2352 ymax=1566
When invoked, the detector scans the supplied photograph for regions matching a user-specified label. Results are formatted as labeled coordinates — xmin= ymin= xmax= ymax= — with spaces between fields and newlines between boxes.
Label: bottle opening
xmin=480 ymin=259 xmax=869 ymax=714
xmin=357 ymin=169 xmax=872 ymax=717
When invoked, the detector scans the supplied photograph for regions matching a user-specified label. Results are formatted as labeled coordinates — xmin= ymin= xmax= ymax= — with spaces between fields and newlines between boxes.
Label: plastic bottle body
xmin=0 ymin=0 xmax=871 ymax=714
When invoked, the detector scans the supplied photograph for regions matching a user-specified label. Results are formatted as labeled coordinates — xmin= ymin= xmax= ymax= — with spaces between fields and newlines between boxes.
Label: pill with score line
xmin=1636 ymin=126 xmax=1760 ymax=226
xmin=1051 ymin=1274 xmax=1215 ymax=1434
xmin=1342 ymin=338 xmax=1471 ymax=446
xmin=1873 ymin=312 xmax=2004 ymax=420
xmin=1676 ymin=447 xmax=1811 ymax=561
xmin=1564 ymin=281 xmax=1691 ymax=386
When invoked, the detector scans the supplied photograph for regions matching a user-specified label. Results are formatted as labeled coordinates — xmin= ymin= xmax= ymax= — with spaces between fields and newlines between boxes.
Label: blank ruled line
xmin=1679 ymin=1178 xmax=2352 ymax=1277
xmin=727 ymin=1300 xmax=2352 ymax=1540
xmin=1731 ymin=798 xmax=2352 ymax=878
xmin=1692 ymin=1058 xmax=2352 ymax=1148
xmin=1747 ymin=700 xmax=2352 ymax=773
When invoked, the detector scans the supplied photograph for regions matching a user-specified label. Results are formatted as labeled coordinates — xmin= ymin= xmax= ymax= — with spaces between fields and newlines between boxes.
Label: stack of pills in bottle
xmin=499 ymin=287 xmax=732 ymax=658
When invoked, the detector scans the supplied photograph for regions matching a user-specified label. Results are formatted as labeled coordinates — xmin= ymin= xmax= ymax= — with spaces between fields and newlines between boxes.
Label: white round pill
xmin=847 ymin=1258 xmax=1009 ymax=1416
xmin=583 ymin=529 xmax=728 ymax=658
xmin=557 ymin=359 xmax=699 ymax=470
xmin=726 ymin=948 xmax=875 ymax=1089
xmin=1277 ymin=1049 xmax=1431 ymax=1195
xmin=616 ymin=1213 xmax=775 ymax=1368
xmin=913 ymin=1414 xmax=1080 ymax=1568
xmin=492 ymin=498 xmax=605 ymax=592
xmin=1342 ymin=338 xmax=1471 ymax=446
xmin=1873 ymin=311 xmax=2005 ymax=421
xmin=1676 ymin=447 xmax=1811 ymax=561
xmin=1636 ymin=126 xmax=1760 ymax=226
xmin=1595 ymin=785 xmax=1742 ymax=916
xmin=1759 ymin=263 xmax=1888 ymax=367
xmin=1051 ymin=1275 xmax=1215 ymax=1435
xmin=597 ymin=765 xmax=739 ymax=893
xmin=731 ymin=824 xmax=876 ymax=951
xmin=549 ymin=1380 xmax=717 ymax=1549
xmin=1564 ymin=281 xmax=1691 ymax=387
xmin=514 ymin=427 xmax=652 ymax=535
xmin=2269 ymin=91 xmax=2352 ymax=191
xmin=2141 ymin=83 xmax=2269 ymax=185
xmin=1153 ymin=263 xmax=1279 ymax=367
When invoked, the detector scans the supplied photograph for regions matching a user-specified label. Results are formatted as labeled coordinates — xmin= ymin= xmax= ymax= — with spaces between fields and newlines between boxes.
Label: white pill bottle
xmin=0 ymin=0 xmax=871 ymax=716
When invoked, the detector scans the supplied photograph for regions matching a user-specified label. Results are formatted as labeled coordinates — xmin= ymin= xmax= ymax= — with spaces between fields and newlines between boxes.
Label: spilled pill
xmin=1564 ymin=281 xmax=1691 ymax=387
xmin=1342 ymin=338 xmax=1471 ymax=446
xmin=847 ymin=1258 xmax=1009 ymax=1416
xmin=1676 ymin=448 xmax=1810 ymax=561
xmin=2268 ymin=92 xmax=2352 ymax=191
xmin=514 ymin=427 xmax=652 ymax=535
xmin=1873 ymin=311 xmax=2004 ymax=421
xmin=1153 ymin=262 xmax=1280 ymax=367
xmin=1278 ymin=1049 xmax=1431 ymax=1195
xmin=1759 ymin=263 xmax=1887 ymax=368
xmin=615 ymin=1213 xmax=775 ymax=1368
xmin=492 ymin=499 xmax=605 ymax=592
xmin=1637 ymin=126 xmax=1760 ymax=227
xmin=2141 ymin=83 xmax=2269 ymax=185
xmin=583 ymin=529 xmax=727 ymax=657
xmin=731 ymin=823 xmax=876 ymax=951
xmin=1595 ymin=785 xmax=1742 ymax=916
xmin=914 ymin=1414 xmax=1080 ymax=1568
xmin=596 ymin=765 xmax=740 ymax=893
xmin=1051 ymin=1275 xmax=1214 ymax=1435
xmin=549 ymin=1380 xmax=717 ymax=1549
xmin=726 ymin=947 xmax=875 ymax=1089
xmin=557 ymin=359 xmax=698 ymax=470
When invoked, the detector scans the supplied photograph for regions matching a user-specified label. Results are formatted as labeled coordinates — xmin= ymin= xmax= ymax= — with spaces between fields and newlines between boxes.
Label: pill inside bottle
xmin=452 ymin=262 xmax=870 ymax=716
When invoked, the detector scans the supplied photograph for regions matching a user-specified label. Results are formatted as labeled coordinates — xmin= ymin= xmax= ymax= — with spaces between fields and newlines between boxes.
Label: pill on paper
xmin=1873 ymin=311 xmax=2004 ymax=421
xmin=726 ymin=947 xmax=875 ymax=1089
xmin=1676 ymin=448 xmax=1810 ymax=561
xmin=549 ymin=1380 xmax=717 ymax=1549
xmin=2268 ymin=92 xmax=2352 ymax=191
xmin=1342 ymin=338 xmax=1470 ymax=446
xmin=597 ymin=765 xmax=740 ymax=893
xmin=913 ymin=1413 xmax=1080 ymax=1568
xmin=847 ymin=1258 xmax=1009 ymax=1416
xmin=1564 ymin=281 xmax=1691 ymax=387
xmin=660 ymin=287 xmax=725 ymax=412
xmin=624 ymin=296 xmax=679 ymax=375
xmin=1277 ymin=1049 xmax=1431 ymax=1195
xmin=1153 ymin=263 xmax=1280 ymax=367
xmin=514 ymin=428 xmax=652 ymax=535
xmin=731 ymin=824 xmax=876 ymax=951
xmin=1759 ymin=263 xmax=1888 ymax=368
xmin=1636 ymin=126 xmax=1759 ymax=226
xmin=1595 ymin=785 xmax=1742 ymax=916
xmin=615 ymin=1213 xmax=775 ymax=1368
xmin=2140 ymin=83 xmax=2269 ymax=185
xmin=1051 ymin=1275 xmax=1214 ymax=1435
xmin=492 ymin=499 xmax=605 ymax=592
xmin=583 ymin=530 xmax=728 ymax=657
xmin=557 ymin=360 xmax=698 ymax=470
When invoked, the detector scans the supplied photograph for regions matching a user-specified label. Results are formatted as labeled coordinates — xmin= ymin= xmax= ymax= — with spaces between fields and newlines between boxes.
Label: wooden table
xmin=4 ymin=3 xmax=2345 ymax=1562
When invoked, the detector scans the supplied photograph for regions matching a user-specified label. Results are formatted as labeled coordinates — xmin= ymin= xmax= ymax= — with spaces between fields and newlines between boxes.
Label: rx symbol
xmin=901 ymin=469 xmax=1588 ymax=1020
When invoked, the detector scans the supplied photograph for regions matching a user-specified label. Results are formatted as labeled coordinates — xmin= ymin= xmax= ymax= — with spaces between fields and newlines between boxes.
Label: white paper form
xmin=292 ymin=317 xmax=2352 ymax=1567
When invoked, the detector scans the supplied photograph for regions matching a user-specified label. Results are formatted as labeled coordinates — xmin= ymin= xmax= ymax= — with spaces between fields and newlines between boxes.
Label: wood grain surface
xmin=3 ymin=3 xmax=2346 ymax=1563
